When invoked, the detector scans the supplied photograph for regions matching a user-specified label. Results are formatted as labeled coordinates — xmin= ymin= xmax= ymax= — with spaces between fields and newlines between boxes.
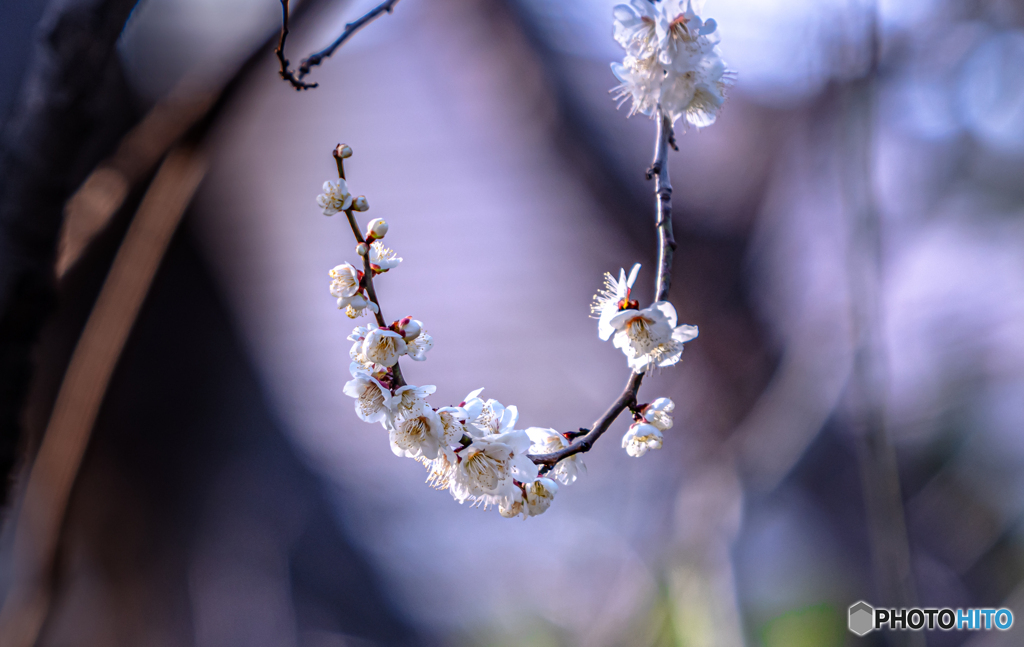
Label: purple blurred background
xmin=2 ymin=0 xmax=1024 ymax=645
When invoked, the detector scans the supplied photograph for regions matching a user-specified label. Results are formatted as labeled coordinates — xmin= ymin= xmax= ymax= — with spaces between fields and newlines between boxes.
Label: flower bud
xmin=367 ymin=218 xmax=388 ymax=240
xmin=400 ymin=317 xmax=421 ymax=341
xmin=352 ymin=196 xmax=369 ymax=212
xmin=356 ymin=242 xmax=369 ymax=256
xmin=334 ymin=143 xmax=353 ymax=159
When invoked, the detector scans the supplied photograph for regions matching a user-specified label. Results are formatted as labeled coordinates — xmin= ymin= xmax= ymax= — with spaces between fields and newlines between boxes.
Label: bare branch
xmin=528 ymin=372 xmax=644 ymax=467
xmin=276 ymin=0 xmax=318 ymax=90
xmin=528 ymin=106 xmax=677 ymax=467
xmin=297 ymin=0 xmax=401 ymax=81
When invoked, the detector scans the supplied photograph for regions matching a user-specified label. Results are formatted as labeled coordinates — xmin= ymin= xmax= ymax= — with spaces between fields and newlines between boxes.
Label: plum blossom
xmin=526 ymin=427 xmax=585 ymax=485
xmin=342 ymin=366 xmax=391 ymax=424
xmin=368 ymin=242 xmax=401 ymax=273
xmin=608 ymin=301 xmax=698 ymax=372
xmin=362 ymin=327 xmax=407 ymax=367
xmin=317 ymin=179 xmax=352 ymax=215
xmin=436 ymin=406 xmax=469 ymax=446
xmin=611 ymin=0 xmax=733 ymax=129
xmin=449 ymin=430 xmax=537 ymax=504
xmin=390 ymin=384 xmax=436 ymax=423
xmin=405 ymin=323 xmax=433 ymax=361
xmin=622 ymin=422 xmax=664 ymax=457
xmin=642 ymin=397 xmax=674 ymax=431
xmin=463 ymin=389 xmax=519 ymax=437
xmin=592 ymin=263 xmax=641 ymax=341
xmin=390 ymin=408 xmax=445 ymax=460
xmin=523 ymin=478 xmax=558 ymax=517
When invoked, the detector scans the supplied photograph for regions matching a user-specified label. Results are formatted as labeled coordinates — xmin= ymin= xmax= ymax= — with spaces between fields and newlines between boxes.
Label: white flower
xmin=642 ymin=397 xmax=674 ymax=431
xmin=390 ymin=408 xmax=445 ymax=460
xmin=526 ymin=427 xmax=585 ymax=486
xmin=622 ymin=422 xmax=663 ymax=457
xmin=342 ymin=366 xmax=392 ymax=424
xmin=329 ymin=263 xmax=361 ymax=301
xmin=523 ymin=478 xmax=558 ymax=517
xmin=316 ymin=179 xmax=353 ymax=215
xmin=406 ymin=325 xmax=433 ymax=361
xmin=610 ymin=0 xmax=733 ymax=129
xmin=498 ymin=488 xmax=525 ymax=518
xmin=449 ymin=430 xmax=537 ymax=503
xmin=390 ymin=384 xmax=436 ymax=423
xmin=368 ymin=241 xmax=402 ymax=273
xmin=420 ymin=450 xmax=457 ymax=490
xmin=362 ymin=328 xmax=407 ymax=367
xmin=608 ymin=301 xmax=698 ymax=372
xmin=463 ymin=389 xmax=519 ymax=437
xmin=436 ymin=406 xmax=469 ymax=445
xmin=592 ymin=263 xmax=641 ymax=341
xmin=613 ymin=1 xmax=659 ymax=58
xmin=343 ymin=292 xmax=379 ymax=319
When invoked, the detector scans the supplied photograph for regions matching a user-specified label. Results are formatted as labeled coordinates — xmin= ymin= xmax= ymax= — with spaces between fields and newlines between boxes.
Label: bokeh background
xmin=1 ymin=0 xmax=1024 ymax=645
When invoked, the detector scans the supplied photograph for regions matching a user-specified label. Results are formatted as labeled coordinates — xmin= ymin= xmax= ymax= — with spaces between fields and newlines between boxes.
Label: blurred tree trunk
xmin=0 ymin=0 xmax=141 ymax=500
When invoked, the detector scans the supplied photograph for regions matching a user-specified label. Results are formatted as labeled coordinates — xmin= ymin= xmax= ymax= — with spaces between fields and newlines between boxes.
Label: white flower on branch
xmin=436 ymin=406 xmax=469 ymax=446
xmin=449 ymin=430 xmax=537 ymax=504
xmin=404 ymin=322 xmax=433 ymax=361
xmin=526 ymin=427 xmax=585 ymax=485
xmin=608 ymin=301 xmax=698 ymax=372
xmin=362 ymin=327 xmax=407 ymax=367
xmin=592 ymin=263 xmax=641 ymax=341
xmin=642 ymin=397 xmax=675 ymax=431
xmin=611 ymin=0 xmax=733 ymax=130
xmin=523 ymin=478 xmax=558 ymax=517
xmin=343 ymin=292 xmax=379 ymax=319
xmin=368 ymin=241 xmax=401 ymax=273
xmin=390 ymin=408 xmax=445 ymax=460
xmin=316 ymin=179 xmax=352 ymax=215
xmin=342 ymin=366 xmax=392 ymax=424
xmin=391 ymin=384 xmax=436 ymax=423
xmin=462 ymin=388 xmax=518 ymax=437
xmin=622 ymin=421 xmax=663 ymax=457
xmin=329 ymin=262 xmax=360 ymax=301
xmin=420 ymin=451 xmax=457 ymax=490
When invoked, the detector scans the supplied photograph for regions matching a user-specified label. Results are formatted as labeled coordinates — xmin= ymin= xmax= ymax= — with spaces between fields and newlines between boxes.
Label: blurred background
xmin=1 ymin=0 xmax=1023 ymax=645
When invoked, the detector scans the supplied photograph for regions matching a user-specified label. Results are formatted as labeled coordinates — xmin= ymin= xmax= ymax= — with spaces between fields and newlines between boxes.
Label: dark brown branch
xmin=652 ymin=110 xmax=676 ymax=302
xmin=528 ymin=105 xmax=677 ymax=467
xmin=529 ymin=372 xmax=643 ymax=467
xmin=296 ymin=0 xmax=401 ymax=81
xmin=276 ymin=0 xmax=318 ymax=90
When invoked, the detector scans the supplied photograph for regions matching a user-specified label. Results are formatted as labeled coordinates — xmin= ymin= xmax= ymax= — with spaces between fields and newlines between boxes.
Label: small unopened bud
xmin=334 ymin=143 xmax=353 ymax=159
xmin=367 ymin=218 xmax=388 ymax=239
xmin=399 ymin=317 xmax=420 ymax=341
xmin=356 ymin=242 xmax=369 ymax=256
xmin=352 ymin=196 xmax=369 ymax=212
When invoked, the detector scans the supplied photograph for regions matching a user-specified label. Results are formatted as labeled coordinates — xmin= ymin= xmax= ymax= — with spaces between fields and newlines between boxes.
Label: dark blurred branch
xmin=277 ymin=0 xmax=401 ymax=90
xmin=276 ymin=0 xmax=318 ymax=90
xmin=843 ymin=6 xmax=921 ymax=645
xmin=0 ymin=146 xmax=207 ymax=647
xmin=530 ymin=108 xmax=676 ymax=467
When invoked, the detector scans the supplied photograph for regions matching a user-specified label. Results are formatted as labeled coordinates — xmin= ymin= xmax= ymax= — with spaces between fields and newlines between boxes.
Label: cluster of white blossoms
xmin=611 ymin=0 xmax=733 ymax=129
xmin=320 ymin=136 xmax=693 ymax=519
xmin=592 ymin=263 xmax=694 ymax=454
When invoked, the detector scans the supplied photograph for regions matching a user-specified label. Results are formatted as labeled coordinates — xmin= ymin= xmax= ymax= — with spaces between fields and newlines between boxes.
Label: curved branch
xmin=276 ymin=0 xmax=318 ymax=90
xmin=296 ymin=0 xmax=401 ymax=80
xmin=528 ymin=107 xmax=676 ymax=467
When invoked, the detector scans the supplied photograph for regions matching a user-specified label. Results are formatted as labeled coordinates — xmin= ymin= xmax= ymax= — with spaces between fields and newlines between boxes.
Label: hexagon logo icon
xmin=848 ymin=601 xmax=874 ymax=636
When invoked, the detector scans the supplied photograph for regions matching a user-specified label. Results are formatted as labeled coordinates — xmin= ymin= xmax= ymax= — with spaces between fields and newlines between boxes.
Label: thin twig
xmin=276 ymin=0 xmax=318 ymax=90
xmin=297 ymin=0 xmax=401 ymax=80
xmin=528 ymin=106 xmax=676 ymax=467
